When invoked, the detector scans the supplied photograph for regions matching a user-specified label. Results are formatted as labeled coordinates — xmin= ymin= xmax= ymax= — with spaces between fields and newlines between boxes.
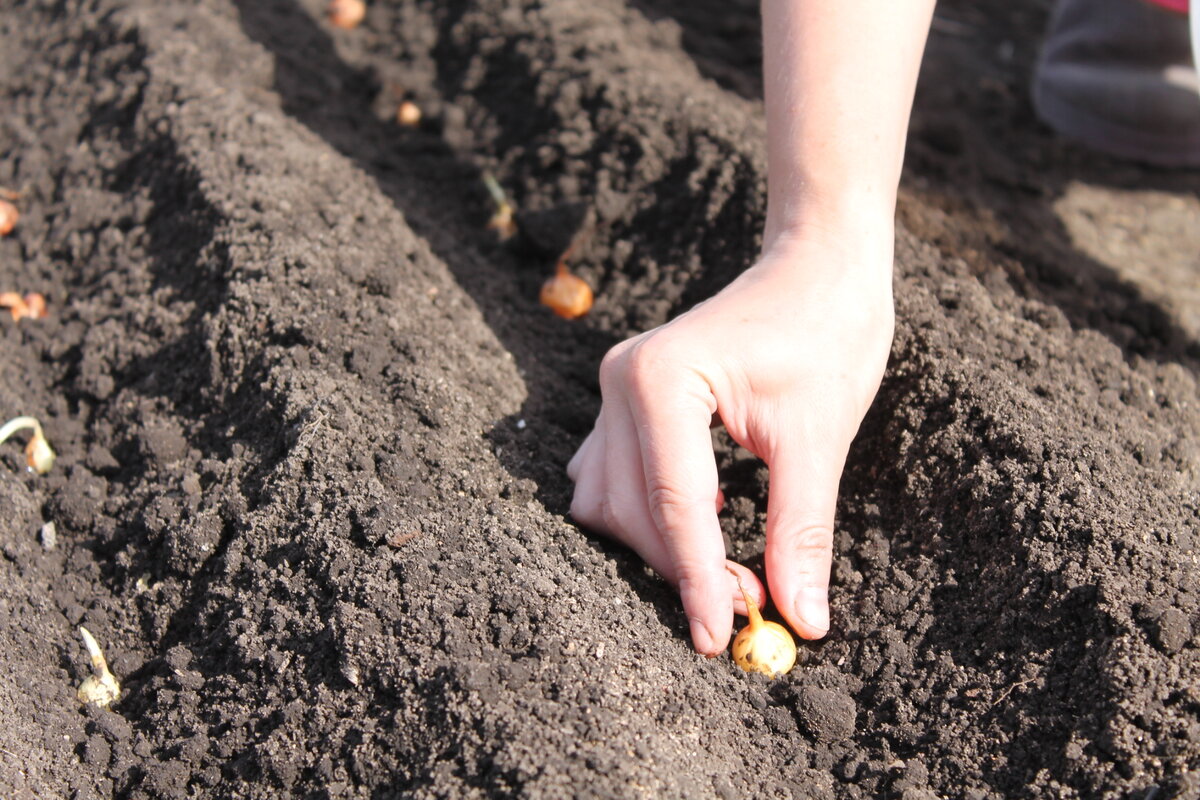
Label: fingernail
xmin=793 ymin=587 xmax=830 ymax=635
xmin=689 ymin=618 xmax=719 ymax=657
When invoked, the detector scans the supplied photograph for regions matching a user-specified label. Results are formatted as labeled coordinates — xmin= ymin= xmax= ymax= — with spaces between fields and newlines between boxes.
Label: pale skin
xmin=568 ymin=1 xmax=937 ymax=655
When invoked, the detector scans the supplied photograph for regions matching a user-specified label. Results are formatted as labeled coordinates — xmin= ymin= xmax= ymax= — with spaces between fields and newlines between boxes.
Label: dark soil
xmin=2 ymin=0 xmax=1198 ymax=797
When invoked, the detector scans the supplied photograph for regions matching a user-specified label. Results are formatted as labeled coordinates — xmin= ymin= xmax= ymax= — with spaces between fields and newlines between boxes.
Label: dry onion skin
xmin=0 ymin=291 xmax=48 ymax=322
xmin=539 ymin=264 xmax=593 ymax=320
xmin=730 ymin=576 xmax=797 ymax=678
xmin=327 ymin=0 xmax=366 ymax=30
xmin=0 ymin=200 xmax=17 ymax=236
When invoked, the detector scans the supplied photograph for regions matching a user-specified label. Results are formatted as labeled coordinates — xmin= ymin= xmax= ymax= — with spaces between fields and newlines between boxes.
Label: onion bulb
xmin=327 ymin=0 xmax=366 ymax=30
xmin=76 ymin=627 xmax=121 ymax=708
xmin=0 ymin=415 xmax=56 ymax=475
xmin=0 ymin=200 xmax=16 ymax=236
xmin=396 ymin=101 xmax=422 ymax=127
xmin=540 ymin=263 xmax=593 ymax=319
xmin=482 ymin=173 xmax=518 ymax=241
xmin=730 ymin=576 xmax=796 ymax=678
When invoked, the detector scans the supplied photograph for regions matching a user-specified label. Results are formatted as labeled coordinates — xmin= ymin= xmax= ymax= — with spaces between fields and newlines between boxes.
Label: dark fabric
xmin=1033 ymin=0 xmax=1200 ymax=165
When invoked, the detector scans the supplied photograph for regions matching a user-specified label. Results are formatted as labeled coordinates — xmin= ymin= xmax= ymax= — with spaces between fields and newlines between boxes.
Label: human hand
xmin=567 ymin=228 xmax=894 ymax=655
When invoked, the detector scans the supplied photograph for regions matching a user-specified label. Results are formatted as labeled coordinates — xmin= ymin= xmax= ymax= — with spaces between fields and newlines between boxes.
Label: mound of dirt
xmin=1 ymin=0 xmax=1197 ymax=797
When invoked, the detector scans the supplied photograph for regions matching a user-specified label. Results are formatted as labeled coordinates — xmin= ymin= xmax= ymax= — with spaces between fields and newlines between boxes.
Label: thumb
xmin=763 ymin=445 xmax=844 ymax=640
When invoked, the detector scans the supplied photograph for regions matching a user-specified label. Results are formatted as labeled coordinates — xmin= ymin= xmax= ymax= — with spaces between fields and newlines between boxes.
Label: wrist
xmin=765 ymin=183 xmax=896 ymax=252
xmin=760 ymin=195 xmax=896 ymax=289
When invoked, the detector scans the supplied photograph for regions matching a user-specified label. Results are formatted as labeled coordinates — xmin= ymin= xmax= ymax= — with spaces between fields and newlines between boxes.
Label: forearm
xmin=761 ymin=0 xmax=935 ymax=254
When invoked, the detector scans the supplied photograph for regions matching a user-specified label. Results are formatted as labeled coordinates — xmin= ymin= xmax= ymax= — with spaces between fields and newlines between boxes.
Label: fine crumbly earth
xmin=1 ymin=0 xmax=1198 ymax=798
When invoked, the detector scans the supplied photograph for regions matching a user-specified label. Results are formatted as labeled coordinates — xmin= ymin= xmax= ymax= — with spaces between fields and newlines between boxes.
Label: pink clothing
xmin=1144 ymin=0 xmax=1187 ymax=13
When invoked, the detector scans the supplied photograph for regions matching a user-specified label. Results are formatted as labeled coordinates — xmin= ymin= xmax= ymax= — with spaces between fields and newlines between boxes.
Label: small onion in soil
xmin=482 ymin=173 xmax=518 ymax=240
xmin=0 ymin=200 xmax=17 ymax=236
xmin=328 ymin=0 xmax=366 ymax=30
xmin=0 ymin=415 xmax=56 ymax=475
xmin=540 ymin=265 xmax=593 ymax=319
xmin=76 ymin=626 xmax=121 ymax=708
xmin=730 ymin=576 xmax=797 ymax=678
xmin=397 ymin=101 xmax=422 ymax=127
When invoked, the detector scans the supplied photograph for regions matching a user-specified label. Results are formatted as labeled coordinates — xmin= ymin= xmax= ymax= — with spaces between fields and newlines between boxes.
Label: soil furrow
xmin=1 ymin=0 xmax=1197 ymax=798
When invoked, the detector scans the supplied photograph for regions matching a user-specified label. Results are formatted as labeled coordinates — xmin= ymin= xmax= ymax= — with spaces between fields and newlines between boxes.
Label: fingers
xmin=629 ymin=376 xmax=733 ymax=657
xmin=598 ymin=398 xmax=682 ymax=581
xmin=570 ymin=338 xmax=764 ymax=655
xmin=589 ymin=402 xmax=744 ymax=615
xmin=764 ymin=444 xmax=843 ymax=640
xmin=570 ymin=405 xmax=763 ymax=612
xmin=566 ymin=429 xmax=593 ymax=482
xmin=578 ymin=450 xmax=759 ymax=622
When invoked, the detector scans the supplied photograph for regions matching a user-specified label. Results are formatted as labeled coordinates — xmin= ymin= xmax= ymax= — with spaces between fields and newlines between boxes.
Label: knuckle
xmin=600 ymin=335 xmax=694 ymax=404
xmin=675 ymin=573 xmax=704 ymax=599
xmin=674 ymin=562 xmax=716 ymax=590
xmin=598 ymin=339 xmax=638 ymax=389
xmin=598 ymin=494 xmax=640 ymax=538
xmin=599 ymin=496 xmax=621 ymax=532
xmin=597 ymin=350 xmax=623 ymax=389
xmin=569 ymin=491 xmax=600 ymax=531
xmin=625 ymin=338 xmax=675 ymax=390
xmin=776 ymin=522 xmax=835 ymax=562
xmin=568 ymin=495 xmax=589 ymax=526
xmin=645 ymin=482 xmax=698 ymax=529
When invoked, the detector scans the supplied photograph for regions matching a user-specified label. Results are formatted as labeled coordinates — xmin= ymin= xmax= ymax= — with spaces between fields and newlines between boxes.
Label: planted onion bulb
xmin=730 ymin=575 xmax=797 ymax=678
xmin=540 ymin=263 xmax=593 ymax=319
xmin=0 ymin=415 xmax=56 ymax=474
xmin=76 ymin=626 xmax=121 ymax=708
xmin=327 ymin=0 xmax=366 ymax=30
xmin=482 ymin=173 xmax=518 ymax=241
xmin=0 ymin=200 xmax=16 ymax=236
xmin=396 ymin=100 xmax=422 ymax=127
